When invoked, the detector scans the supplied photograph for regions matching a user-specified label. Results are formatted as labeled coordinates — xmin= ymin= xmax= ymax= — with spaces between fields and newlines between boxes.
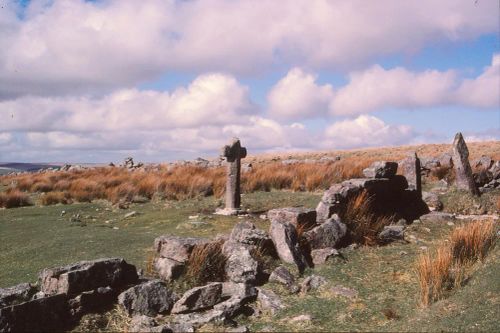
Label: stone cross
xmin=452 ymin=132 xmax=479 ymax=196
xmin=401 ymin=151 xmax=422 ymax=197
xmin=220 ymin=138 xmax=247 ymax=213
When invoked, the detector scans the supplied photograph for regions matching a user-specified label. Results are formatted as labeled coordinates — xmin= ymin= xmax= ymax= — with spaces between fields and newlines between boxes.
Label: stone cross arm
xmin=221 ymin=138 xmax=247 ymax=162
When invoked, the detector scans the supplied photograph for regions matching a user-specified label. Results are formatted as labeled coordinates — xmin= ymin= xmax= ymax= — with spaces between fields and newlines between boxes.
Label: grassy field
xmin=0 ymin=191 xmax=319 ymax=287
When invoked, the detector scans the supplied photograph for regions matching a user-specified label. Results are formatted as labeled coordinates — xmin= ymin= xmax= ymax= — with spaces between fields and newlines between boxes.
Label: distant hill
xmin=0 ymin=163 xmax=61 ymax=174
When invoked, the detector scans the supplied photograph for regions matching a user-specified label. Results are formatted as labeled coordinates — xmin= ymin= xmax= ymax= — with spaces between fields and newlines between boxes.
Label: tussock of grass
xmin=185 ymin=240 xmax=227 ymax=285
xmin=0 ymin=189 xmax=32 ymax=208
xmin=417 ymin=220 xmax=497 ymax=306
xmin=341 ymin=190 xmax=395 ymax=246
xmin=39 ymin=191 xmax=72 ymax=205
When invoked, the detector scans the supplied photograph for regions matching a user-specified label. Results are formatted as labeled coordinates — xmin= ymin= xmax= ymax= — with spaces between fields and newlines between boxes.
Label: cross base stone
xmin=214 ymin=208 xmax=246 ymax=216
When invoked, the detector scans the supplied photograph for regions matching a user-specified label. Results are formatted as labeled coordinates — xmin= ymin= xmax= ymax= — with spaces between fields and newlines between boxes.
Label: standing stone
xmin=269 ymin=219 xmax=307 ymax=273
xmin=216 ymin=138 xmax=247 ymax=215
xmin=452 ymin=133 xmax=479 ymax=196
xmin=401 ymin=152 xmax=422 ymax=197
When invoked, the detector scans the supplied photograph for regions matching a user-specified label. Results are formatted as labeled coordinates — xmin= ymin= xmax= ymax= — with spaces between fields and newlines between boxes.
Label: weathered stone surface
xmin=303 ymin=216 xmax=346 ymax=250
xmin=0 ymin=283 xmax=36 ymax=308
xmin=378 ymin=225 xmax=405 ymax=243
xmin=171 ymin=282 xmax=223 ymax=314
xmin=229 ymin=221 xmax=272 ymax=248
xmin=474 ymin=155 xmax=493 ymax=170
xmin=39 ymin=258 xmax=138 ymax=296
xmin=438 ymin=153 xmax=454 ymax=168
xmin=269 ymin=266 xmax=295 ymax=287
xmin=171 ymin=310 xmax=225 ymax=328
xmin=118 ymin=280 xmax=177 ymax=316
xmin=267 ymin=207 xmax=317 ymax=229
xmin=330 ymin=285 xmax=358 ymax=299
xmin=310 ymin=248 xmax=339 ymax=266
xmin=401 ymin=152 xmax=422 ymax=196
xmin=154 ymin=257 xmax=184 ymax=282
xmin=422 ymin=191 xmax=443 ymax=211
xmin=489 ymin=161 xmax=500 ymax=179
xmin=256 ymin=288 xmax=284 ymax=314
xmin=269 ymin=219 xmax=307 ymax=272
xmin=363 ymin=161 xmax=398 ymax=178
xmin=128 ymin=315 xmax=170 ymax=333
xmin=474 ymin=170 xmax=493 ymax=187
xmin=452 ymin=132 xmax=479 ymax=196
xmin=221 ymin=282 xmax=257 ymax=301
xmin=222 ymin=241 xmax=259 ymax=284
xmin=154 ymin=236 xmax=209 ymax=263
xmin=221 ymin=138 xmax=247 ymax=212
xmin=419 ymin=212 xmax=456 ymax=223
xmin=68 ymin=286 xmax=114 ymax=317
xmin=300 ymin=275 xmax=327 ymax=293
xmin=0 ymin=294 xmax=70 ymax=332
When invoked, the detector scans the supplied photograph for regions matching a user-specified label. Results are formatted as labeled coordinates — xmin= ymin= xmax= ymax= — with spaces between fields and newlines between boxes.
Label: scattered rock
xmin=154 ymin=236 xmax=209 ymax=263
xmin=118 ymin=280 xmax=177 ymax=316
xmin=378 ymin=225 xmax=405 ymax=243
xmin=39 ymin=258 xmax=138 ymax=296
xmin=227 ymin=326 xmax=249 ymax=333
xmin=422 ymin=192 xmax=443 ymax=211
xmin=310 ymin=248 xmax=339 ymax=266
xmin=300 ymin=275 xmax=326 ymax=293
xmin=256 ymin=288 xmax=284 ymax=315
xmin=362 ymin=161 xmax=398 ymax=179
xmin=269 ymin=266 xmax=296 ymax=289
xmin=419 ymin=212 xmax=456 ymax=223
xmin=289 ymin=314 xmax=312 ymax=323
xmin=330 ymin=285 xmax=358 ymax=299
xmin=171 ymin=282 xmax=223 ymax=314
xmin=124 ymin=211 xmax=138 ymax=218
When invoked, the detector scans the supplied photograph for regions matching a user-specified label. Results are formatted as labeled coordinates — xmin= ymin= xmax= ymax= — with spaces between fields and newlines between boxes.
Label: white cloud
xmin=0 ymin=73 xmax=253 ymax=132
xmin=0 ymin=0 xmax=497 ymax=98
xmin=322 ymin=115 xmax=414 ymax=149
xmin=267 ymin=68 xmax=334 ymax=120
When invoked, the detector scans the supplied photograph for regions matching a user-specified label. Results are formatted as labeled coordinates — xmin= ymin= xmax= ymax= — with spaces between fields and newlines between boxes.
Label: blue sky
xmin=0 ymin=0 xmax=498 ymax=163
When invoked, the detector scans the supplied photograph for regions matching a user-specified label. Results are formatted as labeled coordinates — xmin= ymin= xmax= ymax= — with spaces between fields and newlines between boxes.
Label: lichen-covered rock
xmin=269 ymin=219 xmax=307 ymax=273
xmin=222 ymin=241 xmax=259 ymax=284
xmin=0 ymin=283 xmax=36 ymax=308
xmin=300 ymin=275 xmax=327 ymax=293
xmin=229 ymin=221 xmax=270 ymax=246
xmin=267 ymin=207 xmax=316 ymax=229
xmin=269 ymin=266 xmax=295 ymax=287
xmin=310 ymin=248 xmax=339 ymax=266
xmin=362 ymin=161 xmax=398 ymax=178
xmin=154 ymin=257 xmax=184 ymax=282
xmin=377 ymin=225 xmax=405 ymax=243
xmin=256 ymin=288 xmax=284 ymax=315
xmin=154 ymin=236 xmax=209 ymax=263
xmin=118 ymin=280 xmax=178 ymax=316
xmin=303 ymin=216 xmax=346 ymax=250
xmin=171 ymin=282 xmax=222 ymax=314
xmin=39 ymin=258 xmax=138 ymax=296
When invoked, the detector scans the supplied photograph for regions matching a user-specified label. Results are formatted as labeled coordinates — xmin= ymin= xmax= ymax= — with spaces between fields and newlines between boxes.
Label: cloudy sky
xmin=0 ymin=0 xmax=498 ymax=163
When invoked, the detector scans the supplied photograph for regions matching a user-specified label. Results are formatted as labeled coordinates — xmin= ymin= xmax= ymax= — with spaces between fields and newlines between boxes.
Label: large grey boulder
xmin=269 ymin=218 xmax=307 ymax=273
xmin=362 ymin=161 xmax=398 ymax=178
xmin=0 ymin=283 xmax=36 ymax=308
xmin=171 ymin=282 xmax=223 ymax=314
xmin=303 ymin=216 xmax=347 ymax=250
xmin=222 ymin=241 xmax=259 ymax=284
xmin=267 ymin=207 xmax=316 ymax=229
xmin=0 ymin=294 xmax=70 ymax=332
xmin=118 ymin=280 xmax=178 ymax=316
xmin=452 ymin=132 xmax=479 ymax=196
xmin=39 ymin=258 xmax=138 ymax=296
xmin=154 ymin=236 xmax=209 ymax=263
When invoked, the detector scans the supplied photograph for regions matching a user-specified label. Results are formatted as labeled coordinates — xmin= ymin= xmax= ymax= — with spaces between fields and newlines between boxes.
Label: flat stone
xmin=419 ymin=212 xmax=456 ymax=223
xmin=39 ymin=258 xmax=138 ymax=296
xmin=171 ymin=282 xmax=222 ymax=314
xmin=362 ymin=161 xmax=398 ymax=178
xmin=256 ymin=288 xmax=284 ymax=315
xmin=229 ymin=221 xmax=273 ymax=249
xmin=118 ymin=280 xmax=178 ymax=316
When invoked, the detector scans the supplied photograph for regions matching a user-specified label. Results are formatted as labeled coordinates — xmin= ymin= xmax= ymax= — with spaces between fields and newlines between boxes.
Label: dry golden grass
xmin=185 ymin=240 xmax=227 ymax=285
xmin=38 ymin=191 xmax=71 ymax=206
xmin=417 ymin=220 xmax=497 ymax=306
xmin=0 ymin=189 xmax=33 ymax=208
xmin=341 ymin=190 xmax=395 ymax=246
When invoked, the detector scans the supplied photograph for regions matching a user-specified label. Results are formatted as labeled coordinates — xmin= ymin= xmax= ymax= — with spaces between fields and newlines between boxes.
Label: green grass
xmin=0 ymin=191 xmax=319 ymax=287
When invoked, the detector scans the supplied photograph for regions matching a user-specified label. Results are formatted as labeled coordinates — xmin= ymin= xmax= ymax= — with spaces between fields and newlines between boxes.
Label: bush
xmin=0 ymin=189 xmax=33 ymax=208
